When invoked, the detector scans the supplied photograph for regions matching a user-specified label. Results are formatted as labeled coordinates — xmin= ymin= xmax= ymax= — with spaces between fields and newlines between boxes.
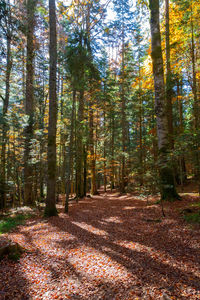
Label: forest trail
xmin=0 ymin=191 xmax=200 ymax=299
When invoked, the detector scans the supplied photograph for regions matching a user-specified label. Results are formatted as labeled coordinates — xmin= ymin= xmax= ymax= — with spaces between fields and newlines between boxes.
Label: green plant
xmin=183 ymin=212 xmax=200 ymax=224
xmin=0 ymin=214 xmax=31 ymax=234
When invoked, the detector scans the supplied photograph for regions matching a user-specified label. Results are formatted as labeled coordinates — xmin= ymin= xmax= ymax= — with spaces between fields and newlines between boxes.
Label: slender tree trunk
xmin=191 ymin=6 xmax=198 ymax=129
xmin=165 ymin=0 xmax=174 ymax=148
xmin=190 ymin=4 xmax=200 ymax=188
xmin=65 ymin=90 xmax=76 ymax=213
xmin=120 ymin=21 xmax=126 ymax=194
xmin=83 ymin=145 xmax=87 ymax=196
xmin=0 ymin=30 xmax=12 ymax=210
xmin=149 ymin=0 xmax=179 ymax=201
xmin=76 ymin=90 xmax=84 ymax=198
xmin=89 ymin=97 xmax=97 ymax=195
xmin=177 ymin=80 xmax=187 ymax=185
xmin=138 ymin=60 xmax=143 ymax=186
xmin=110 ymin=113 xmax=115 ymax=190
xmin=45 ymin=0 xmax=58 ymax=216
xmin=24 ymin=0 xmax=37 ymax=206
xmin=103 ymin=94 xmax=107 ymax=192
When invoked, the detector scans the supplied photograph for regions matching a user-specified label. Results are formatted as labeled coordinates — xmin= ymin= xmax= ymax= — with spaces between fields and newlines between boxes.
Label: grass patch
xmin=183 ymin=212 xmax=200 ymax=224
xmin=189 ymin=202 xmax=200 ymax=208
xmin=0 ymin=214 xmax=32 ymax=234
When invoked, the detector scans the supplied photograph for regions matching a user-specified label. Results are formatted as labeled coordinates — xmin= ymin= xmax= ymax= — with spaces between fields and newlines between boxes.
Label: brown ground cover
xmin=0 ymin=190 xmax=200 ymax=299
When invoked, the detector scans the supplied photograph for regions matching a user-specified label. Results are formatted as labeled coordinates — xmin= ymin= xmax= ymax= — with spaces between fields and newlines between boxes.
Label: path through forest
xmin=0 ymin=191 xmax=200 ymax=299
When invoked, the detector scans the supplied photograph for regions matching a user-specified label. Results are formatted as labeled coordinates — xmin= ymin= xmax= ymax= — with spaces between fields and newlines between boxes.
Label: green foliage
xmin=0 ymin=214 xmax=31 ymax=234
xmin=8 ymin=250 xmax=21 ymax=261
xmin=183 ymin=212 xmax=200 ymax=224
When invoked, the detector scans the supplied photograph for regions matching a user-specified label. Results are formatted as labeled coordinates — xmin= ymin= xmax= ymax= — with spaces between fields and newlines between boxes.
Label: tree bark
xmin=89 ymin=97 xmax=97 ymax=195
xmin=45 ymin=0 xmax=58 ymax=216
xmin=120 ymin=13 xmax=126 ymax=194
xmin=24 ymin=0 xmax=37 ymax=206
xmin=149 ymin=0 xmax=179 ymax=201
xmin=165 ymin=0 xmax=174 ymax=148
xmin=65 ymin=90 xmax=76 ymax=213
xmin=1 ymin=29 xmax=12 ymax=210
xmin=76 ymin=90 xmax=84 ymax=198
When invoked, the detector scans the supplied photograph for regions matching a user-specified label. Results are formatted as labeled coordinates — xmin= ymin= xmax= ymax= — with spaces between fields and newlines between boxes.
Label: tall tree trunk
xmin=110 ymin=113 xmax=115 ymax=190
xmin=138 ymin=60 xmax=143 ymax=186
xmin=83 ymin=145 xmax=87 ymax=196
xmin=191 ymin=5 xmax=198 ymax=129
xmin=103 ymin=92 xmax=107 ymax=193
xmin=149 ymin=0 xmax=179 ymax=201
xmin=177 ymin=80 xmax=187 ymax=185
xmin=0 ymin=27 xmax=12 ymax=210
xmin=120 ymin=19 xmax=126 ymax=194
xmin=89 ymin=97 xmax=97 ymax=195
xmin=190 ymin=4 xmax=200 ymax=188
xmin=165 ymin=0 xmax=174 ymax=148
xmin=24 ymin=0 xmax=37 ymax=206
xmin=76 ymin=90 xmax=84 ymax=198
xmin=45 ymin=0 xmax=58 ymax=216
xmin=65 ymin=90 xmax=76 ymax=213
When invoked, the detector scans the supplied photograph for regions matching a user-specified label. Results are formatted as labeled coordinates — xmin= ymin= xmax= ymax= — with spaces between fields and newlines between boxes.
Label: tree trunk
xmin=45 ymin=0 xmax=58 ymax=216
xmin=65 ymin=90 xmax=76 ymax=213
xmin=165 ymin=0 xmax=174 ymax=149
xmin=120 ymin=18 xmax=126 ymax=194
xmin=149 ymin=0 xmax=179 ymax=201
xmin=24 ymin=0 xmax=37 ymax=206
xmin=177 ymin=80 xmax=187 ymax=184
xmin=0 ymin=28 xmax=12 ymax=210
xmin=110 ymin=113 xmax=115 ymax=190
xmin=76 ymin=90 xmax=84 ymax=198
xmin=89 ymin=98 xmax=97 ymax=195
xmin=103 ymin=94 xmax=107 ymax=192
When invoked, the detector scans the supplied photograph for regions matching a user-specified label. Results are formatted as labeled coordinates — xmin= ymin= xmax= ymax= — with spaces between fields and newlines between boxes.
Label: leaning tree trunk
xmin=24 ymin=0 xmax=37 ymax=206
xmin=45 ymin=0 xmax=58 ymax=216
xmin=149 ymin=0 xmax=179 ymax=201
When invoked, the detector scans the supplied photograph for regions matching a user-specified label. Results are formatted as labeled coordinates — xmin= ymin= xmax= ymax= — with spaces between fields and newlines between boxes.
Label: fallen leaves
xmin=0 ymin=191 xmax=200 ymax=299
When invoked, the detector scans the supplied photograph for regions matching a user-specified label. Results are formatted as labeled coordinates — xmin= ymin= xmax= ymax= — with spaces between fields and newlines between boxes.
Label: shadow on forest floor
xmin=0 ymin=189 xmax=200 ymax=299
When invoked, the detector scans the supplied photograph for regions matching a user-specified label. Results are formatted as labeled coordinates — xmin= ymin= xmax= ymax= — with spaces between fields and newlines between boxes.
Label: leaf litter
xmin=0 ymin=191 xmax=200 ymax=299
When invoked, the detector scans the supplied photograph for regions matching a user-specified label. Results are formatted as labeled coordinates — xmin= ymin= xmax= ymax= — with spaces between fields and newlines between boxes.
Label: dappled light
xmin=1 ymin=0 xmax=200 ymax=298
xmin=1 ymin=192 xmax=200 ymax=299
xmin=71 ymin=221 xmax=109 ymax=237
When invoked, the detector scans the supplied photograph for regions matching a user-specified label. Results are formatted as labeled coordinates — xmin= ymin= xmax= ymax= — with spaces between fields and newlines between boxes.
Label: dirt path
xmin=0 ymin=191 xmax=200 ymax=299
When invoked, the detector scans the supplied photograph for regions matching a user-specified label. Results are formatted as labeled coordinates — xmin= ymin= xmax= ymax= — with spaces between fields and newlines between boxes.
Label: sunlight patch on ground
xmin=19 ymin=257 xmax=52 ymax=298
xmin=114 ymin=240 xmax=200 ymax=280
xmin=72 ymin=221 xmax=109 ymax=236
xmin=11 ymin=222 xmax=77 ymax=255
xmin=123 ymin=206 xmax=136 ymax=210
xmin=102 ymin=216 xmax=122 ymax=224
xmin=67 ymin=246 xmax=133 ymax=282
xmin=179 ymin=192 xmax=199 ymax=197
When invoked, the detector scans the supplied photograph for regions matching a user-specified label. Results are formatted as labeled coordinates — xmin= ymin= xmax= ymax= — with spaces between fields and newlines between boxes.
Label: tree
xmin=45 ymin=0 xmax=58 ymax=216
xmin=165 ymin=0 xmax=174 ymax=149
xmin=0 ymin=0 xmax=13 ymax=209
xmin=24 ymin=0 xmax=37 ymax=206
xmin=112 ymin=0 xmax=134 ymax=193
xmin=149 ymin=0 xmax=179 ymax=201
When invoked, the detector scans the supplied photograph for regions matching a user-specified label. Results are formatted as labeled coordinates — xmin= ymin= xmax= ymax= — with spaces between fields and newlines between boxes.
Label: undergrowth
xmin=0 ymin=214 xmax=32 ymax=234
xmin=183 ymin=212 xmax=200 ymax=224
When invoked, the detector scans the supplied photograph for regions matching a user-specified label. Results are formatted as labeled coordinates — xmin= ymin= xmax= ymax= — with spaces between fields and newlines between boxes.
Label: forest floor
xmin=0 ymin=188 xmax=200 ymax=300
